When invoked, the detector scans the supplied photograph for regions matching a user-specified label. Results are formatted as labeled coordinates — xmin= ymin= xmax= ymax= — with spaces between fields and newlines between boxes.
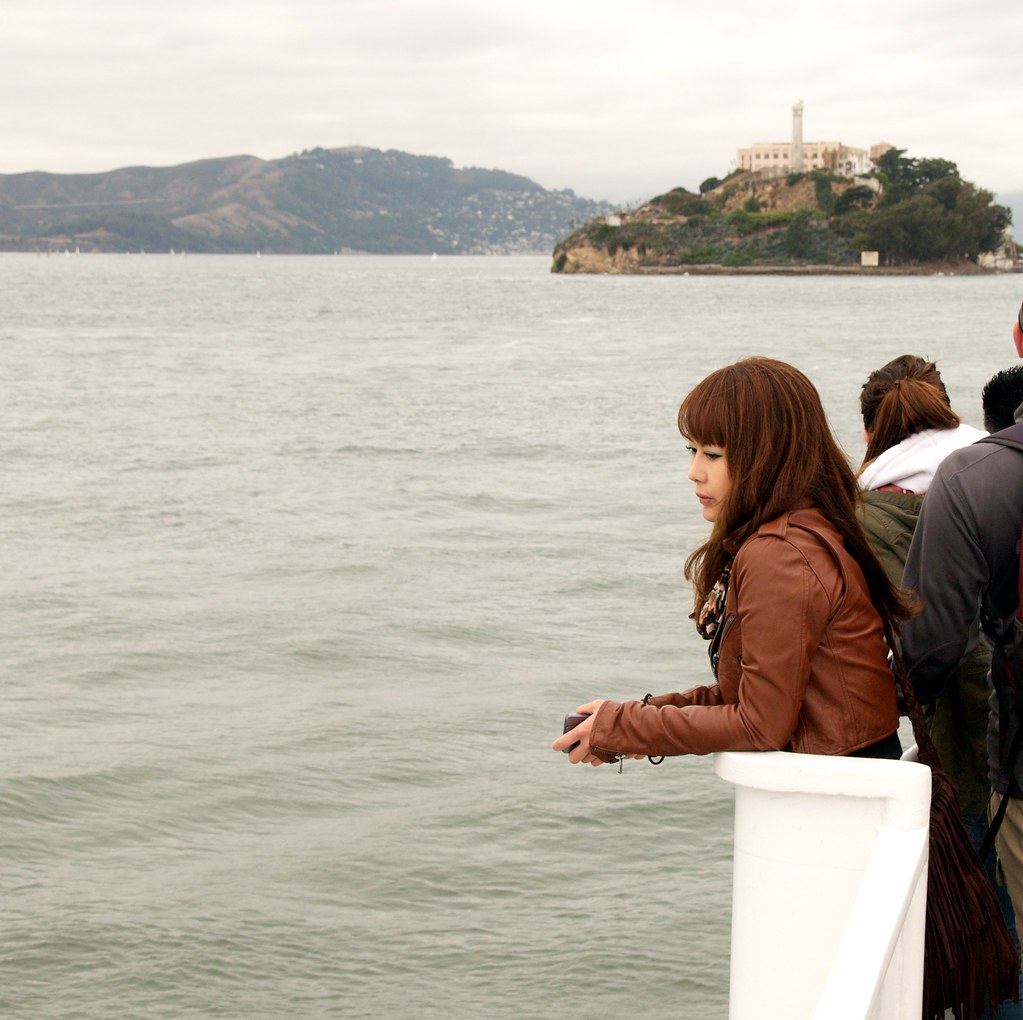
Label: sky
xmin=3 ymin=0 xmax=1022 ymax=213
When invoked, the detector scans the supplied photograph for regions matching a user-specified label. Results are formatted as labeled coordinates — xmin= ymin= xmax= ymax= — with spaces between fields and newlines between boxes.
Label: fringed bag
xmin=893 ymin=645 xmax=1020 ymax=1019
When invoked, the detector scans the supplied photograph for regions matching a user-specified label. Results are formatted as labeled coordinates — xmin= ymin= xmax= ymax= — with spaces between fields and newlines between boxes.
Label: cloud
xmin=1 ymin=0 xmax=1020 ymax=206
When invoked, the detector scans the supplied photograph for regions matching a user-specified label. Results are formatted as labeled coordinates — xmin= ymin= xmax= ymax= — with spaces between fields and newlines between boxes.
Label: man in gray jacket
xmin=902 ymin=302 xmax=1023 ymax=946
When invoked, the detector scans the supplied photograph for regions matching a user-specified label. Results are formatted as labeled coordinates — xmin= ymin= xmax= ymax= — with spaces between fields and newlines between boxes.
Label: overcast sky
xmin=3 ymin=0 xmax=1021 ymax=208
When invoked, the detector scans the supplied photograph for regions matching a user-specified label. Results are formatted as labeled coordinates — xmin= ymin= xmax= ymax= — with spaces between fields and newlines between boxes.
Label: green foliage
xmin=813 ymin=172 xmax=837 ymax=215
xmin=873 ymin=147 xmax=911 ymax=202
xmin=874 ymin=149 xmax=960 ymax=208
xmin=846 ymin=153 xmax=1011 ymax=263
xmin=650 ymin=187 xmax=709 ymax=217
xmin=743 ymin=196 xmax=761 ymax=213
xmin=728 ymin=209 xmax=795 ymax=235
xmin=833 ymin=185 xmax=876 ymax=216
xmin=699 ymin=177 xmax=721 ymax=194
xmin=785 ymin=210 xmax=812 ymax=259
xmin=592 ymin=199 xmax=860 ymax=269
xmin=618 ymin=222 xmax=658 ymax=249
xmin=855 ymin=196 xmax=949 ymax=262
xmin=679 ymin=244 xmax=722 ymax=264
xmin=53 ymin=211 xmax=200 ymax=252
xmin=724 ymin=248 xmax=755 ymax=267
xmin=915 ymin=158 xmax=959 ymax=187
xmin=728 ymin=210 xmax=752 ymax=234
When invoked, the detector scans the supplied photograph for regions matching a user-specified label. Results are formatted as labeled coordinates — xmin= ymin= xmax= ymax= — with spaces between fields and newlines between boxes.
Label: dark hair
xmin=679 ymin=357 xmax=913 ymax=634
xmin=859 ymin=355 xmax=959 ymax=468
xmin=982 ymin=365 xmax=1023 ymax=433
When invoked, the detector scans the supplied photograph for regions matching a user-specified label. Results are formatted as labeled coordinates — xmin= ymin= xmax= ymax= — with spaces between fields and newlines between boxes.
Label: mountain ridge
xmin=0 ymin=147 xmax=612 ymax=255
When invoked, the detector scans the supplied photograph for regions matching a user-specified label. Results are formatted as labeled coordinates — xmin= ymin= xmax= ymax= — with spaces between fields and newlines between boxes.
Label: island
xmin=551 ymin=148 xmax=1017 ymax=275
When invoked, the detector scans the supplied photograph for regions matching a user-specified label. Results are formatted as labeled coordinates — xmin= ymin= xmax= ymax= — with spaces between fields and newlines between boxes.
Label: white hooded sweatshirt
xmin=857 ymin=424 xmax=989 ymax=494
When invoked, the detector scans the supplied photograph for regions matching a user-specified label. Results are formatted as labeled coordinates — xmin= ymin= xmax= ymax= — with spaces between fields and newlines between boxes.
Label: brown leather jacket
xmin=589 ymin=508 xmax=900 ymax=759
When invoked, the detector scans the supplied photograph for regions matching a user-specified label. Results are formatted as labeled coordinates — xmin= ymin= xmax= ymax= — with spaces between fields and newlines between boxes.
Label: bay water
xmin=3 ymin=253 xmax=1021 ymax=1018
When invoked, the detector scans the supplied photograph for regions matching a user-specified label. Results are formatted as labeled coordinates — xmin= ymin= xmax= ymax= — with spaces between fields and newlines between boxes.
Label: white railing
xmin=714 ymin=750 xmax=931 ymax=1020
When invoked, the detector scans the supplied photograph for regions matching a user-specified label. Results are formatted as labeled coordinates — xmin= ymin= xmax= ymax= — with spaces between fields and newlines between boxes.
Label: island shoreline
xmin=556 ymin=261 xmax=1018 ymax=277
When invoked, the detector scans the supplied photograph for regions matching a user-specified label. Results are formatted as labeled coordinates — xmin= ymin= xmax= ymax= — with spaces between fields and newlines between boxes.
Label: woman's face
xmin=686 ymin=441 xmax=731 ymax=522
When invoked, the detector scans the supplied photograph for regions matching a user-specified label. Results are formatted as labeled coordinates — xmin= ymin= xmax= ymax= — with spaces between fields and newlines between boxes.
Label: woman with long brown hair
xmin=553 ymin=357 xmax=913 ymax=764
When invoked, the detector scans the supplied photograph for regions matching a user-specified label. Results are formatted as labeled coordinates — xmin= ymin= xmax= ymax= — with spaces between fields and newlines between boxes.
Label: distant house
xmin=978 ymin=226 xmax=1019 ymax=271
xmin=736 ymin=140 xmax=873 ymax=176
xmin=736 ymin=102 xmax=888 ymax=177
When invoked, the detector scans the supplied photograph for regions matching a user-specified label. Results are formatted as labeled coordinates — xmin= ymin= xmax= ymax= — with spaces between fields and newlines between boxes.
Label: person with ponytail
xmin=856 ymin=354 xmax=1003 ymax=838
xmin=857 ymin=354 xmax=987 ymax=581
xmin=857 ymin=355 xmax=1023 ymax=1020
xmin=553 ymin=357 xmax=912 ymax=764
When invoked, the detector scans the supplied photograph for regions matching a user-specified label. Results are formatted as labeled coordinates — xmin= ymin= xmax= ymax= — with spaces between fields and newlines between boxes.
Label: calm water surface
xmin=3 ymin=254 xmax=1020 ymax=1018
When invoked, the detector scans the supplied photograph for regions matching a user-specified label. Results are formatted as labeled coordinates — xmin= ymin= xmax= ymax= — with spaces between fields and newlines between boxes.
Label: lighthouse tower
xmin=791 ymin=100 xmax=804 ymax=172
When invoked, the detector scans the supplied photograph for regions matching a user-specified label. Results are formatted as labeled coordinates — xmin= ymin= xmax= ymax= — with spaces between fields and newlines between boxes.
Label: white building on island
xmin=737 ymin=101 xmax=888 ymax=177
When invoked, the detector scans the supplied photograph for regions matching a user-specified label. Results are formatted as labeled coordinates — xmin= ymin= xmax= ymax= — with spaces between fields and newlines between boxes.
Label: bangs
xmin=677 ymin=370 xmax=735 ymax=448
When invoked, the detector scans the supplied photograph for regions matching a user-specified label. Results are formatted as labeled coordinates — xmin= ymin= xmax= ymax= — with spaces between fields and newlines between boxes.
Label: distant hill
xmin=0 ymin=147 xmax=613 ymax=255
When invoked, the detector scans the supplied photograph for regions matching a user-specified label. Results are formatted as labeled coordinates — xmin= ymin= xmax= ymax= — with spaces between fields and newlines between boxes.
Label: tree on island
xmin=837 ymin=148 xmax=1011 ymax=265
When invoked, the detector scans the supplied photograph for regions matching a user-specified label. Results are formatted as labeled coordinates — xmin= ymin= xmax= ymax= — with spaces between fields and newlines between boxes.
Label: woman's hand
xmin=551 ymin=700 xmax=608 ymax=765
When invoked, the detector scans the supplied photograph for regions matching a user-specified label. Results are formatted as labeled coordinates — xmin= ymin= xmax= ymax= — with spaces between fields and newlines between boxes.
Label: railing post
xmin=714 ymin=751 xmax=931 ymax=1020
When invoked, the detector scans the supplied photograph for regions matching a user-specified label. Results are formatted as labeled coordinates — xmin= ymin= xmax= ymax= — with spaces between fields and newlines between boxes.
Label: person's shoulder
xmin=784 ymin=506 xmax=835 ymax=536
xmin=931 ymin=437 xmax=1023 ymax=488
xmin=924 ymin=437 xmax=1023 ymax=532
xmin=924 ymin=437 xmax=1023 ymax=505
xmin=744 ymin=508 xmax=834 ymax=556
xmin=735 ymin=511 xmax=842 ymax=589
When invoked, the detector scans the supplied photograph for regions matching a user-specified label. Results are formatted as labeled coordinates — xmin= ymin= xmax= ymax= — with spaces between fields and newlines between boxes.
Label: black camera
xmin=562 ymin=713 xmax=590 ymax=753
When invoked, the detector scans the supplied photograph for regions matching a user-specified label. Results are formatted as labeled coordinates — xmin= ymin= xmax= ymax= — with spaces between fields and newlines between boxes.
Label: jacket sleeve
xmin=901 ymin=466 xmax=985 ymax=702
xmin=643 ymin=685 xmax=723 ymax=709
xmin=589 ymin=534 xmax=832 ymax=757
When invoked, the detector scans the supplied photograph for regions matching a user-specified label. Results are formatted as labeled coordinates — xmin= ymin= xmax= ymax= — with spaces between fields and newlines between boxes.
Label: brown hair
xmin=679 ymin=357 xmax=913 ymax=633
xmin=859 ymin=354 xmax=959 ymax=468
